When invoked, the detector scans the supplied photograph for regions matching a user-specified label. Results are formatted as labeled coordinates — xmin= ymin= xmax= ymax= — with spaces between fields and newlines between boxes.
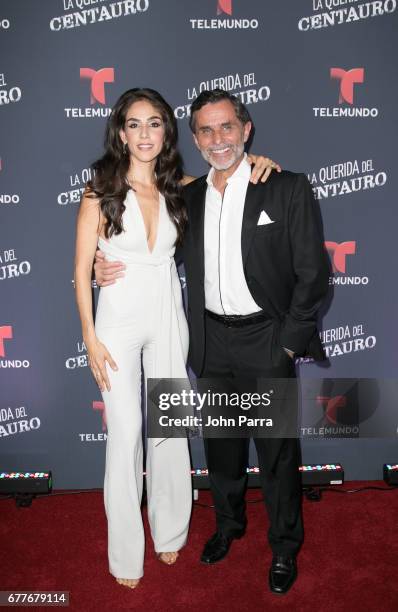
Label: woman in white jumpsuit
xmin=75 ymin=89 xmax=192 ymax=589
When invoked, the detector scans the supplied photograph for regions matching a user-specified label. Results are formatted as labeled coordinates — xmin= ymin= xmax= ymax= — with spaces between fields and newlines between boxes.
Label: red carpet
xmin=1 ymin=482 xmax=398 ymax=611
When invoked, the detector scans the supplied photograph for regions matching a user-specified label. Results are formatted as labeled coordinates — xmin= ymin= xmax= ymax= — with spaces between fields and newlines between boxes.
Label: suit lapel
xmin=188 ymin=178 xmax=207 ymax=283
xmin=241 ymin=181 xmax=266 ymax=265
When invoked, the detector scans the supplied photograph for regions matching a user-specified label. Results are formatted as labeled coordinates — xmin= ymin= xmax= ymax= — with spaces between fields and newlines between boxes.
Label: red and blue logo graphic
xmin=217 ymin=0 xmax=232 ymax=15
xmin=80 ymin=68 xmax=114 ymax=104
xmin=330 ymin=68 xmax=364 ymax=104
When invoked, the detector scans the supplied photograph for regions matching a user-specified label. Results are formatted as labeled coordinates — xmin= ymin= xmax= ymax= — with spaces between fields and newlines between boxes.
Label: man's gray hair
xmin=189 ymin=88 xmax=252 ymax=132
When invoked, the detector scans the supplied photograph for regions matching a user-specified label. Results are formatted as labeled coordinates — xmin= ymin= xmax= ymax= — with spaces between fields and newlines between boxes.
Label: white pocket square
xmin=257 ymin=210 xmax=274 ymax=226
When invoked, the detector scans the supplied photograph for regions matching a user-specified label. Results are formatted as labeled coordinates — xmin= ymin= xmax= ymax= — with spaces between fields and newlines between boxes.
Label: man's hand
xmin=94 ymin=249 xmax=125 ymax=287
xmin=247 ymin=154 xmax=282 ymax=184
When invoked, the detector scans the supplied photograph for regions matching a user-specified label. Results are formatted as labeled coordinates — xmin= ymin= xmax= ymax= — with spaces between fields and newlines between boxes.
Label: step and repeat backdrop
xmin=1 ymin=0 xmax=397 ymax=488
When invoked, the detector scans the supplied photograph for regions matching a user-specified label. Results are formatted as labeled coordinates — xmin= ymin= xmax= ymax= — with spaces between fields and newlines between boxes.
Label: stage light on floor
xmin=192 ymin=467 xmax=263 ymax=490
xmin=0 ymin=472 xmax=52 ymax=506
xmin=383 ymin=464 xmax=398 ymax=486
xmin=299 ymin=463 xmax=344 ymax=486
xmin=191 ymin=464 xmax=344 ymax=490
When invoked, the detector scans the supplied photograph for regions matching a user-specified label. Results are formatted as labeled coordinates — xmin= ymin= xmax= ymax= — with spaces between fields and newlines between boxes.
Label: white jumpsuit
xmin=95 ymin=189 xmax=192 ymax=579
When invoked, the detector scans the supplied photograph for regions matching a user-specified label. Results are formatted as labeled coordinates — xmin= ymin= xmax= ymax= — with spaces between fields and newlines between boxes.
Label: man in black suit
xmin=95 ymin=89 xmax=330 ymax=594
xmin=181 ymin=89 xmax=329 ymax=594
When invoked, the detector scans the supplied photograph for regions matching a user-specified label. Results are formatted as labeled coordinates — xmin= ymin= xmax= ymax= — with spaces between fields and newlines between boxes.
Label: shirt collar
xmin=206 ymin=152 xmax=251 ymax=187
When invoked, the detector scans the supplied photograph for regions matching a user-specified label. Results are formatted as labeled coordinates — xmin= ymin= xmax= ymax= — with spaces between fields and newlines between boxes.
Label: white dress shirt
xmin=204 ymin=154 xmax=262 ymax=315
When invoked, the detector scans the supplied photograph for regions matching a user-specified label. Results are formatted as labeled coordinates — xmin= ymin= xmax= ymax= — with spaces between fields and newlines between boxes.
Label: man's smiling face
xmin=192 ymin=99 xmax=251 ymax=171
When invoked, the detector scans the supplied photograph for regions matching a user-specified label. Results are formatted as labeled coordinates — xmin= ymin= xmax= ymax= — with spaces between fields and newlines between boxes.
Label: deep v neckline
xmin=131 ymin=188 xmax=161 ymax=255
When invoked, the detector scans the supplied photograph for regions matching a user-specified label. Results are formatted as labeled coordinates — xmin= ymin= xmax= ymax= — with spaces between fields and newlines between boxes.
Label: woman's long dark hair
xmin=87 ymin=88 xmax=187 ymax=244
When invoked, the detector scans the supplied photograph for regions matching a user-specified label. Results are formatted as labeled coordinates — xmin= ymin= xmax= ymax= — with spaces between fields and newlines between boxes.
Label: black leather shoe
xmin=200 ymin=531 xmax=244 ymax=564
xmin=268 ymin=555 xmax=297 ymax=594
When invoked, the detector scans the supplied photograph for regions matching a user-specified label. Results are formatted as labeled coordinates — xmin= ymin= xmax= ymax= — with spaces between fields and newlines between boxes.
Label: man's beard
xmin=200 ymin=142 xmax=245 ymax=170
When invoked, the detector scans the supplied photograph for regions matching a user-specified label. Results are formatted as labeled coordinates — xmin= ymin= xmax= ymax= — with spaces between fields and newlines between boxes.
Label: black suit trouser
xmin=201 ymin=314 xmax=304 ymax=557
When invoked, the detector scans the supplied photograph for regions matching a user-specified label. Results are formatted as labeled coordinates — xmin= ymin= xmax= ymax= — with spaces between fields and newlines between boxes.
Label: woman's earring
xmin=124 ymin=143 xmax=129 ymax=155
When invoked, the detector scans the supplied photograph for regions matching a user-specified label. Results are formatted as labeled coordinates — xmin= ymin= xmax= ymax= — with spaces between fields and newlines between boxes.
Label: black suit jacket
xmin=179 ymin=170 xmax=330 ymax=377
